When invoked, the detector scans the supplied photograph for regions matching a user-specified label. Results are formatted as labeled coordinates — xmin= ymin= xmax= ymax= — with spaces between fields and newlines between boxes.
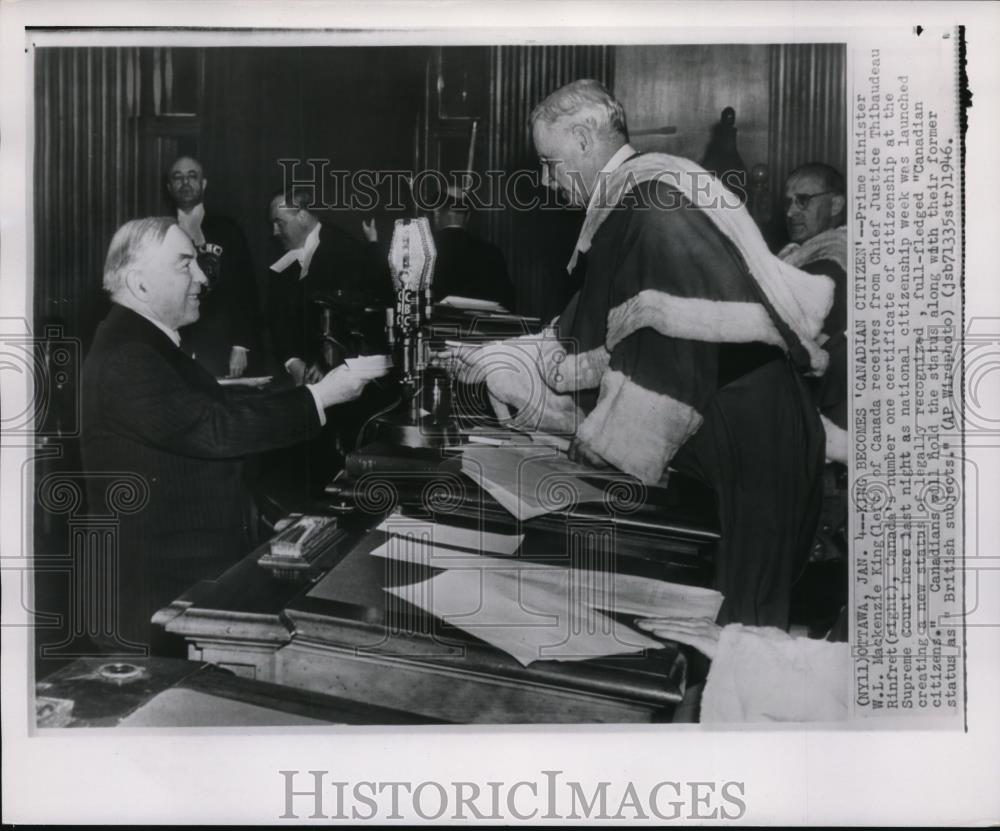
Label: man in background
xmin=429 ymin=185 xmax=514 ymax=310
xmin=268 ymin=187 xmax=392 ymax=386
xmin=267 ymin=188 xmax=393 ymax=495
xmin=81 ymin=217 xmax=379 ymax=653
xmin=167 ymin=155 xmax=260 ymax=378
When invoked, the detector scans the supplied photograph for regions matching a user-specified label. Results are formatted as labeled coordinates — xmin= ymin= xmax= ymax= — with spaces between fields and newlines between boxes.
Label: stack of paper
xmin=372 ymin=518 xmax=724 ymax=667
xmin=459 ymin=445 xmax=611 ymax=520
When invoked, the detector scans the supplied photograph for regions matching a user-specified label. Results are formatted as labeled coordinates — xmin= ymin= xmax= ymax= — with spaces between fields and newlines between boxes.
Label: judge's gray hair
xmin=529 ymin=79 xmax=629 ymax=142
xmin=103 ymin=216 xmax=178 ymax=295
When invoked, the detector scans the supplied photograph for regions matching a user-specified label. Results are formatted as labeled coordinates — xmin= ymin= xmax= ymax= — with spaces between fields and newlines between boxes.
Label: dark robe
xmin=179 ymin=212 xmax=261 ymax=378
xmin=268 ymin=223 xmax=392 ymax=371
xmin=557 ymin=178 xmax=825 ymax=628
xmin=431 ymin=226 xmax=514 ymax=310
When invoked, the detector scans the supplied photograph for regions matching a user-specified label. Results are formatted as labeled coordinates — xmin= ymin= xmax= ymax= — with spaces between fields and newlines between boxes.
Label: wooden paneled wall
xmin=484 ymin=45 xmax=614 ymax=322
xmin=33 ymin=48 xmax=146 ymax=344
xmin=615 ymin=45 xmax=772 ymax=175
xmin=767 ymin=43 xmax=848 ymax=233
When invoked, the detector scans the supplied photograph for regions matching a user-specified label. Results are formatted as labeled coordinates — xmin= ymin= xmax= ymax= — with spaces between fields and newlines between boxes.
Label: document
xmin=459 ymin=445 xmax=612 ymax=520
xmin=385 ymin=567 xmax=663 ymax=667
xmin=374 ymin=523 xmax=724 ymax=665
xmin=376 ymin=513 xmax=524 ymax=556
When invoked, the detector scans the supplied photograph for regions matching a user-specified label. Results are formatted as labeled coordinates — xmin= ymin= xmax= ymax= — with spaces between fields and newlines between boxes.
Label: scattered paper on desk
xmin=216 ymin=375 xmax=272 ymax=387
xmin=524 ymin=567 xmax=723 ymax=621
xmin=372 ymin=513 xmax=723 ymax=619
xmin=460 ymin=445 xmax=609 ymax=520
xmin=439 ymin=295 xmax=508 ymax=312
xmin=375 ymin=514 xmax=524 ymax=557
xmin=385 ymin=568 xmax=663 ymax=666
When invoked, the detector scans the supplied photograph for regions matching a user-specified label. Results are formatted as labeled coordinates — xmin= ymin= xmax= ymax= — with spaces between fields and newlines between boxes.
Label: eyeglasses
xmin=783 ymin=191 xmax=836 ymax=211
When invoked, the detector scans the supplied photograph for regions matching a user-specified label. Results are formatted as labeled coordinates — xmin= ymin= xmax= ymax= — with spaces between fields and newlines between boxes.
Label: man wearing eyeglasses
xmin=166 ymin=155 xmax=260 ymax=379
xmin=778 ymin=164 xmax=848 ymax=465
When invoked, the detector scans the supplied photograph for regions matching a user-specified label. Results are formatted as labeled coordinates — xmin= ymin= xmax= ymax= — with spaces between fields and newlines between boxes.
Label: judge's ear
xmin=201 ymin=178 xmax=208 ymax=195
xmin=830 ymin=193 xmax=846 ymax=222
xmin=570 ymin=123 xmax=592 ymax=154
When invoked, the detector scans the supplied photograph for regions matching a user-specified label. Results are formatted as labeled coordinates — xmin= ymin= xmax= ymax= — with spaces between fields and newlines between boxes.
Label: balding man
xmin=779 ymin=163 xmax=849 ymax=463
xmin=456 ymin=80 xmax=834 ymax=628
xmin=166 ymin=155 xmax=260 ymax=379
xmin=81 ymin=217 xmax=381 ymax=652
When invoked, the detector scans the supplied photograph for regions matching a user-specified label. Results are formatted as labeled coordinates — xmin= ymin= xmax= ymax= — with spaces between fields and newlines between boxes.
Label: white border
xmin=3 ymin=1 xmax=999 ymax=825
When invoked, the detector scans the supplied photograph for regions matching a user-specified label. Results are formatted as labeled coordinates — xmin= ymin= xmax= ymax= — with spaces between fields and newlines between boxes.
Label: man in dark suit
xmin=167 ymin=156 xmax=261 ymax=378
xmin=430 ymin=186 xmax=514 ymax=310
xmin=80 ymin=217 xmax=379 ymax=653
xmin=267 ymin=188 xmax=394 ymax=495
xmin=268 ymin=187 xmax=392 ymax=385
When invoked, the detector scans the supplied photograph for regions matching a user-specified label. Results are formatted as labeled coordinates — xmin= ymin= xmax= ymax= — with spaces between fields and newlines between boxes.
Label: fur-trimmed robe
xmin=537 ymin=154 xmax=830 ymax=626
xmin=780 ymin=225 xmax=849 ymax=462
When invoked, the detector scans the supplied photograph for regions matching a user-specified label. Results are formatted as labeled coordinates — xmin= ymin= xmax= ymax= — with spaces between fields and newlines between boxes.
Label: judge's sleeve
xmin=575 ymin=207 xmax=723 ymax=483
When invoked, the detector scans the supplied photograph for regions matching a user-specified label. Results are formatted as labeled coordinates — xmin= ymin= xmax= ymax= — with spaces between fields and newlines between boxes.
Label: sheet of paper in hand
xmin=459 ymin=445 xmax=615 ymax=520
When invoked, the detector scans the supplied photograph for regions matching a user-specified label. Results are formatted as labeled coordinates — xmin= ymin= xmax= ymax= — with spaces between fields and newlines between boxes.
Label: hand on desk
xmin=311 ymin=363 xmax=385 ymax=408
xmin=636 ymin=617 xmax=722 ymax=660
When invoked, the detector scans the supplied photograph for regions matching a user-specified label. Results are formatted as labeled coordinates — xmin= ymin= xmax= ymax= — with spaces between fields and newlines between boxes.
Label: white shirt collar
xmin=129 ymin=305 xmax=182 ymax=348
xmin=177 ymin=203 xmax=206 ymax=246
xmin=270 ymin=222 xmax=321 ymax=278
xmin=586 ymin=143 xmax=637 ymax=215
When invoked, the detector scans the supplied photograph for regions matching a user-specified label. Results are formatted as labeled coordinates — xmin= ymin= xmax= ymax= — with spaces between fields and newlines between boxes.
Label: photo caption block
xmin=849 ymin=28 xmax=964 ymax=723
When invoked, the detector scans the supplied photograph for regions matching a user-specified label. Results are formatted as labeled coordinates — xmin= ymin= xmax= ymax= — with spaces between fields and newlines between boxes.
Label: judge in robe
xmin=167 ymin=156 xmax=261 ymax=379
xmin=80 ymin=217 xmax=380 ymax=652
xmin=454 ymin=80 xmax=834 ymax=628
xmin=778 ymin=163 xmax=849 ymax=464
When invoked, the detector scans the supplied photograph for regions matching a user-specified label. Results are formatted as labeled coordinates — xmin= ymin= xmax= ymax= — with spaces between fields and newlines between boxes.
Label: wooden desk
xmin=157 ymin=502 xmax=713 ymax=724
xmin=36 ymin=656 xmax=441 ymax=727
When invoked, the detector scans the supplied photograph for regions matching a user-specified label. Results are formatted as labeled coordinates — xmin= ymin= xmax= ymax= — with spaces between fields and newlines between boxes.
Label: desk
xmin=157 ymin=493 xmax=716 ymax=724
xmin=35 ymin=657 xmax=440 ymax=727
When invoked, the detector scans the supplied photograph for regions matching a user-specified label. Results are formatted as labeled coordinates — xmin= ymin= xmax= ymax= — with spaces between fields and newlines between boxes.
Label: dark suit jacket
xmin=179 ymin=212 xmax=260 ymax=377
xmin=432 ymin=226 xmax=514 ymax=310
xmin=80 ymin=304 xmax=322 ymax=649
xmin=268 ymin=224 xmax=392 ymax=370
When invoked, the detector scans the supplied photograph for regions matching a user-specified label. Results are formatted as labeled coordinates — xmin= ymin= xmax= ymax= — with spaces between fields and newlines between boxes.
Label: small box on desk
xmin=257 ymin=514 xmax=347 ymax=581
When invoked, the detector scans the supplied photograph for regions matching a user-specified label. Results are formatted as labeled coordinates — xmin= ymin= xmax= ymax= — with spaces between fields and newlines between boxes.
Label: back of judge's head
xmin=528 ymin=79 xmax=630 ymax=143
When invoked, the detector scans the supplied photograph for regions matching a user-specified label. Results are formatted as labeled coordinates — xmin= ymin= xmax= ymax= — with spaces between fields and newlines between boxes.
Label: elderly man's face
xmin=138 ymin=225 xmax=207 ymax=329
xmin=532 ymin=120 xmax=593 ymax=208
xmin=167 ymin=158 xmax=206 ymax=212
xmin=784 ymin=172 xmax=844 ymax=244
xmin=270 ymin=198 xmax=313 ymax=250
